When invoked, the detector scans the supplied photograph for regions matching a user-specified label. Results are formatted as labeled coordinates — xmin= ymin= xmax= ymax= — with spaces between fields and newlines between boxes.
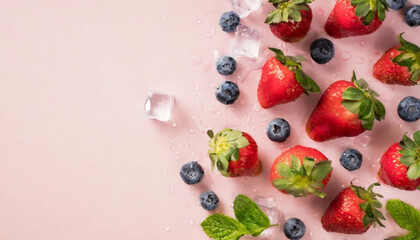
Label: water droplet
xmin=252 ymin=188 xmax=257 ymax=193
xmin=310 ymin=232 xmax=313 ymax=236
xmin=253 ymin=103 xmax=261 ymax=112
xmin=372 ymin=164 xmax=376 ymax=168
xmin=195 ymin=85 xmax=200 ymax=90
xmin=163 ymin=15 xmax=167 ymax=20
xmin=360 ymin=40 xmax=366 ymax=46
xmin=341 ymin=184 xmax=345 ymax=188
xmin=332 ymin=73 xmax=337 ymax=78
xmin=189 ymin=219 xmax=195 ymax=225
xmin=169 ymin=187 xmax=174 ymax=192
xmin=196 ymin=18 xmax=201 ymax=24
xmin=163 ymin=168 xmax=167 ymax=172
xmin=240 ymin=100 xmax=246 ymax=105
xmin=340 ymin=51 xmax=351 ymax=60
xmin=202 ymin=28 xmax=215 ymax=38
xmin=170 ymin=146 xmax=176 ymax=152
xmin=172 ymin=123 xmax=177 ymax=127
xmin=164 ymin=225 xmax=170 ymax=231
xmin=356 ymin=57 xmax=364 ymax=64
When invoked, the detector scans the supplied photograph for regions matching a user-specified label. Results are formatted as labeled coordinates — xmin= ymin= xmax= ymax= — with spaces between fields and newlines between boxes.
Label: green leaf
xmin=386 ymin=199 xmax=420 ymax=232
xmin=232 ymin=148 xmax=240 ymax=161
xmin=357 ymin=78 xmax=369 ymax=89
xmin=394 ymin=233 xmax=420 ymax=240
xmin=363 ymin=214 xmax=373 ymax=227
xmin=398 ymin=33 xmax=420 ymax=53
xmin=359 ymin=98 xmax=373 ymax=120
xmin=234 ymin=137 xmax=249 ymax=149
xmin=272 ymin=178 xmax=291 ymax=190
xmin=399 ymin=156 xmax=417 ymax=167
xmin=413 ymin=131 xmax=420 ymax=146
xmin=401 ymin=134 xmax=418 ymax=149
xmin=225 ymin=130 xmax=243 ymax=141
xmin=295 ymin=70 xmax=320 ymax=93
xmin=233 ymin=194 xmax=271 ymax=236
xmin=342 ymin=87 xmax=365 ymax=100
xmin=291 ymin=155 xmax=302 ymax=171
xmin=354 ymin=2 xmax=370 ymax=17
xmin=372 ymin=97 xmax=386 ymax=121
xmin=311 ymin=161 xmax=332 ymax=181
xmin=407 ymin=161 xmax=420 ymax=180
xmin=303 ymin=157 xmax=315 ymax=175
xmin=362 ymin=119 xmax=374 ymax=130
xmin=342 ymin=100 xmax=362 ymax=114
xmin=276 ymin=163 xmax=293 ymax=178
xmin=201 ymin=214 xmax=249 ymax=240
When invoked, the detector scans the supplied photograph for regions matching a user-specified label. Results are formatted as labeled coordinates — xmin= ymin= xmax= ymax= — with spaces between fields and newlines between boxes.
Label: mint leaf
xmin=386 ymin=199 xmax=420 ymax=233
xmin=407 ymin=161 xmax=420 ymax=180
xmin=233 ymin=194 xmax=271 ymax=236
xmin=394 ymin=233 xmax=420 ymax=240
xmin=201 ymin=214 xmax=249 ymax=240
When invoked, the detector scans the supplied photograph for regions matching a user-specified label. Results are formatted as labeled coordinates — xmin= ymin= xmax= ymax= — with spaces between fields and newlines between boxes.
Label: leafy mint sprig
xmin=393 ymin=33 xmax=420 ymax=85
xmin=398 ymin=131 xmax=420 ymax=180
xmin=201 ymin=194 xmax=277 ymax=240
xmin=341 ymin=71 xmax=386 ymax=130
xmin=386 ymin=199 xmax=420 ymax=239
xmin=268 ymin=47 xmax=320 ymax=95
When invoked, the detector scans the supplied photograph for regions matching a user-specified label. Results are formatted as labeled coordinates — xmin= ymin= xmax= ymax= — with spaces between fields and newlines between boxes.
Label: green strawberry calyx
xmin=392 ymin=33 xmax=420 ymax=85
xmin=272 ymin=155 xmax=332 ymax=198
xmin=268 ymin=47 xmax=320 ymax=95
xmin=350 ymin=182 xmax=386 ymax=228
xmin=207 ymin=129 xmax=250 ymax=177
xmin=265 ymin=0 xmax=313 ymax=24
xmin=399 ymin=131 xmax=420 ymax=180
xmin=351 ymin=0 xmax=388 ymax=25
xmin=341 ymin=71 xmax=386 ymax=130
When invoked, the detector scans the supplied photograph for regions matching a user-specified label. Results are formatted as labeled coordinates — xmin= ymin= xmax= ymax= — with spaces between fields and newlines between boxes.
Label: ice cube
xmin=232 ymin=25 xmax=262 ymax=59
xmin=144 ymin=90 xmax=174 ymax=122
xmin=253 ymin=196 xmax=279 ymax=237
xmin=230 ymin=0 xmax=262 ymax=18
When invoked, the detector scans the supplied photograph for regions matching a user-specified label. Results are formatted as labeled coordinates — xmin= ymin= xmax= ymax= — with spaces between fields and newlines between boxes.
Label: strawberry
xmin=265 ymin=0 xmax=313 ymax=43
xmin=207 ymin=129 xmax=262 ymax=177
xmin=321 ymin=183 xmax=385 ymax=234
xmin=269 ymin=145 xmax=332 ymax=198
xmin=325 ymin=0 xmax=388 ymax=38
xmin=306 ymin=71 xmax=385 ymax=142
xmin=373 ymin=33 xmax=420 ymax=86
xmin=257 ymin=48 xmax=320 ymax=109
xmin=378 ymin=131 xmax=420 ymax=191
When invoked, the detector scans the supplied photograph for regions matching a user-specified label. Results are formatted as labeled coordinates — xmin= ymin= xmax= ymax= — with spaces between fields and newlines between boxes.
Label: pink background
xmin=0 ymin=0 xmax=419 ymax=239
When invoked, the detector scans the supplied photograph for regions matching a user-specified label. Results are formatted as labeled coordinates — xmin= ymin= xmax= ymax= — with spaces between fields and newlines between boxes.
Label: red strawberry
xmin=265 ymin=0 xmax=313 ymax=43
xmin=378 ymin=131 xmax=420 ymax=191
xmin=257 ymin=48 xmax=320 ymax=109
xmin=373 ymin=33 xmax=420 ymax=86
xmin=270 ymin=145 xmax=332 ymax=198
xmin=207 ymin=129 xmax=262 ymax=177
xmin=321 ymin=183 xmax=385 ymax=234
xmin=306 ymin=71 xmax=385 ymax=142
xmin=325 ymin=0 xmax=388 ymax=38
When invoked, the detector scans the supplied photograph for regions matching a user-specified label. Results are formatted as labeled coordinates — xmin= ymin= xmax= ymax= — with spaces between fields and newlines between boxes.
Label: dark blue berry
xmin=216 ymin=56 xmax=237 ymax=75
xmin=215 ymin=81 xmax=240 ymax=105
xmin=405 ymin=5 xmax=420 ymax=27
xmin=284 ymin=218 xmax=306 ymax=240
xmin=386 ymin=0 xmax=407 ymax=10
xmin=310 ymin=38 xmax=335 ymax=64
xmin=398 ymin=96 xmax=420 ymax=122
xmin=180 ymin=161 xmax=204 ymax=185
xmin=340 ymin=148 xmax=363 ymax=171
xmin=266 ymin=118 xmax=291 ymax=143
xmin=219 ymin=11 xmax=240 ymax=33
xmin=200 ymin=191 xmax=219 ymax=211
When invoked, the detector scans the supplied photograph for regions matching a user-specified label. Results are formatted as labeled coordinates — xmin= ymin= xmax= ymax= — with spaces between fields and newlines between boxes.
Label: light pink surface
xmin=0 ymin=0 xmax=419 ymax=239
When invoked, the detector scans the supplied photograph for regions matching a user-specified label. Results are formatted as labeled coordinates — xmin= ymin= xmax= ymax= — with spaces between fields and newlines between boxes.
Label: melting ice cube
xmin=232 ymin=25 xmax=262 ymax=59
xmin=230 ymin=0 xmax=262 ymax=18
xmin=254 ymin=196 xmax=279 ymax=237
xmin=144 ymin=90 xmax=174 ymax=122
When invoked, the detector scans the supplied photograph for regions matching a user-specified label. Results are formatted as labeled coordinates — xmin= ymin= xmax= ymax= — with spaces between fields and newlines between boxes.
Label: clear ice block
xmin=144 ymin=90 xmax=174 ymax=122
xmin=253 ymin=196 xmax=279 ymax=237
xmin=232 ymin=25 xmax=262 ymax=59
xmin=230 ymin=0 xmax=262 ymax=18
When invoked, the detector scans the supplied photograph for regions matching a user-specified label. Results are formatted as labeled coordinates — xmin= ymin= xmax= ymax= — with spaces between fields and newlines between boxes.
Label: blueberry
xmin=405 ymin=5 xmax=420 ymax=27
xmin=340 ymin=148 xmax=363 ymax=171
xmin=216 ymin=55 xmax=237 ymax=75
xmin=284 ymin=218 xmax=306 ymax=240
xmin=180 ymin=161 xmax=204 ymax=185
xmin=310 ymin=38 xmax=335 ymax=64
xmin=386 ymin=0 xmax=407 ymax=10
xmin=215 ymin=81 xmax=240 ymax=105
xmin=398 ymin=96 xmax=420 ymax=122
xmin=219 ymin=11 xmax=240 ymax=33
xmin=200 ymin=191 xmax=219 ymax=211
xmin=266 ymin=118 xmax=291 ymax=143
